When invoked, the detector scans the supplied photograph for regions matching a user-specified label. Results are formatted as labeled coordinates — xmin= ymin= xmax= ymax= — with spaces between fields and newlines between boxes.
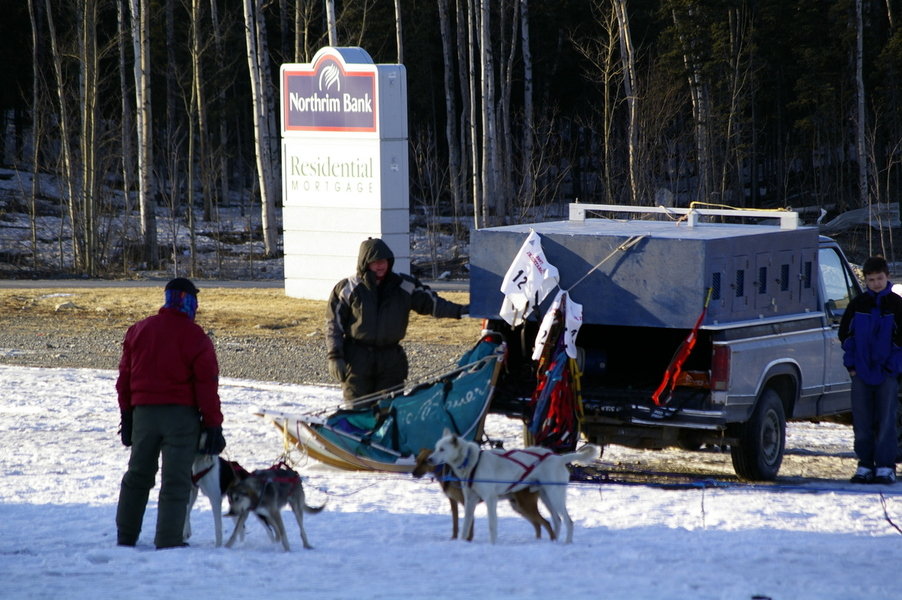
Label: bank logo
xmin=318 ymin=63 xmax=341 ymax=93
xmin=283 ymin=56 xmax=376 ymax=133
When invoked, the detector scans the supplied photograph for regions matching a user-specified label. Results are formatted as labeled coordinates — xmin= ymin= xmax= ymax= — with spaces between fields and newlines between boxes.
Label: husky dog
xmin=411 ymin=448 xmax=554 ymax=541
xmin=224 ymin=466 xmax=325 ymax=551
xmin=184 ymin=455 xmax=249 ymax=547
xmin=429 ymin=429 xmax=599 ymax=544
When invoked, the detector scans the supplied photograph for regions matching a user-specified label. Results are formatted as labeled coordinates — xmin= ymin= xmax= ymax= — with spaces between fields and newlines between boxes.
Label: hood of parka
xmin=356 ymin=238 xmax=395 ymax=278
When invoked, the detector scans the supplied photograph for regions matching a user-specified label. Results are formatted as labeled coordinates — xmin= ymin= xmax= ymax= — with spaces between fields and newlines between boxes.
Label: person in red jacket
xmin=115 ymin=278 xmax=225 ymax=549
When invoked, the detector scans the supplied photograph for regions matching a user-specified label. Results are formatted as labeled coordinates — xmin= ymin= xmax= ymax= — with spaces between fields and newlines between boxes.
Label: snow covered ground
xmin=2 ymin=364 xmax=901 ymax=600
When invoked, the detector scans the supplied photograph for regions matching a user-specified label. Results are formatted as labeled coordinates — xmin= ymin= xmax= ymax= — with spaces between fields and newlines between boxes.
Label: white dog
xmin=184 ymin=455 xmax=249 ymax=547
xmin=429 ymin=429 xmax=598 ymax=544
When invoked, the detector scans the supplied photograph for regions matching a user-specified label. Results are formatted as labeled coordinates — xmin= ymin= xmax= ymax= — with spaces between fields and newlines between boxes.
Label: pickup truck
xmin=469 ymin=204 xmax=868 ymax=481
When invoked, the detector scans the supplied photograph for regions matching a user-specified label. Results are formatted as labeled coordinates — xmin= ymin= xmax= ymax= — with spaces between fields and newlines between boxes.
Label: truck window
xmin=819 ymin=247 xmax=856 ymax=313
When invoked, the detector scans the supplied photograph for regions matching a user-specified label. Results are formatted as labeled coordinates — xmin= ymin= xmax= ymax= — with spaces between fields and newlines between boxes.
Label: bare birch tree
xmin=672 ymin=6 xmax=712 ymax=203
xmin=242 ymin=0 xmax=279 ymax=257
xmin=614 ymin=0 xmax=639 ymax=205
xmin=573 ymin=1 xmax=620 ymax=204
xmin=456 ymin=0 xmax=473 ymax=231
xmin=466 ymin=0 xmax=481 ymax=228
xmin=393 ymin=0 xmax=403 ymax=63
xmin=855 ymin=0 xmax=869 ymax=216
xmin=79 ymin=0 xmax=100 ymax=274
xmin=325 ymin=0 xmax=338 ymax=45
xmin=519 ymin=0 xmax=536 ymax=209
xmin=27 ymin=0 xmax=44 ymax=272
xmin=437 ymin=0 xmax=464 ymax=219
xmin=479 ymin=0 xmax=499 ymax=223
xmin=497 ymin=0 xmax=518 ymax=221
xmin=44 ymin=0 xmax=81 ymax=270
xmin=208 ymin=0 xmax=231 ymax=214
xmin=116 ymin=0 xmax=136 ymax=273
xmin=128 ymin=0 xmax=159 ymax=267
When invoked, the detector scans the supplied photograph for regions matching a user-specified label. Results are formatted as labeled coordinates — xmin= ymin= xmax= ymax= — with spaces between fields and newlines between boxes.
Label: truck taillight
xmin=711 ymin=345 xmax=731 ymax=391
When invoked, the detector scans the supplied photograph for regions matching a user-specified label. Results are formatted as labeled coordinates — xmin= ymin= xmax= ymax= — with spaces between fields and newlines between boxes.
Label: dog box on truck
xmin=469 ymin=204 xmax=862 ymax=481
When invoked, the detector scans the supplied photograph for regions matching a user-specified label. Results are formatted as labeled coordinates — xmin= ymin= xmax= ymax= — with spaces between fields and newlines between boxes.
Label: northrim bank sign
xmin=282 ymin=53 xmax=377 ymax=133
xmin=280 ymin=47 xmax=409 ymax=301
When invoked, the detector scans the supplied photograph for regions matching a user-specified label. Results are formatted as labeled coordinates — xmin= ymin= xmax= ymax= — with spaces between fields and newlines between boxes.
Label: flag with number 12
xmin=499 ymin=230 xmax=560 ymax=326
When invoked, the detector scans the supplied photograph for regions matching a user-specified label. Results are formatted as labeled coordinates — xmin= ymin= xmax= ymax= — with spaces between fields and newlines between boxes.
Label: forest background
xmin=1 ymin=0 xmax=901 ymax=279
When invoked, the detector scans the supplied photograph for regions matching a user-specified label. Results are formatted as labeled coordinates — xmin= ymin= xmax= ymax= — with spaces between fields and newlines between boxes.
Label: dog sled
xmin=258 ymin=333 xmax=506 ymax=473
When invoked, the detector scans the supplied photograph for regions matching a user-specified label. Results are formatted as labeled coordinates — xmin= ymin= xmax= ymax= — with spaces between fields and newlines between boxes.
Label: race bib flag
xmin=532 ymin=291 xmax=583 ymax=360
xmin=499 ymin=231 xmax=560 ymax=326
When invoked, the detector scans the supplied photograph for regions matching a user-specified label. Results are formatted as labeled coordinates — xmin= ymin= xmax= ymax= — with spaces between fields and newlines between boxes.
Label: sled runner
xmin=258 ymin=334 xmax=506 ymax=473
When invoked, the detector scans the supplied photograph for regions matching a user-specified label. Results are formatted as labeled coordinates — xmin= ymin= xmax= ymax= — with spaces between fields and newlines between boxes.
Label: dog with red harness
xmin=411 ymin=448 xmax=555 ymax=541
xmin=428 ymin=429 xmax=598 ymax=544
xmin=224 ymin=462 xmax=325 ymax=551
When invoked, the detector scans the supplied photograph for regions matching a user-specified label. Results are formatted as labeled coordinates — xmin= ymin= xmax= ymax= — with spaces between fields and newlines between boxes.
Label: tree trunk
xmin=479 ymin=0 xmax=498 ymax=224
xmin=44 ymin=0 xmax=82 ymax=271
xmin=456 ymin=0 xmax=472 ymax=233
xmin=394 ymin=0 xmax=403 ymax=63
xmin=719 ymin=7 xmax=752 ymax=207
xmin=466 ymin=0 xmax=481 ymax=229
xmin=116 ymin=0 xmax=136 ymax=274
xmin=672 ymin=7 xmax=711 ymax=203
xmin=519 ymin=0 xmax=535 ymax=210
xmin=129 ymin=0 xmax=158 ymax=267
xmin=27 ymin=0 xmax=44 ymax=272
xmin=498 ymin=0 xmax=518 ymax=222
xmin=208 ymin=0 xmax=229 ymax=215
xmin=437 ymin=0 xmax=463 ymax=220
xmin=325 ymin=0 xmax=338 ymax=45
xmin=188 ymin=0 xmax=208 ymax=276
xmin=242 ymin=0 xmax=279 ymax=257
xmin=80 ymin=0 xmax=100 ymax=275
xmin=855 ymin=0 xmax=868 ymax=217
xmin=614 ymin=0 xmax=639 ymax=205
xmin=164 ymin=0 xmax=179 ymax=201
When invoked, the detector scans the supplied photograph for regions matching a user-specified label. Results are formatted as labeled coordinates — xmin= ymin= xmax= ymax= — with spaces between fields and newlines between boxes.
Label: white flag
xmin=499 ymin=231 xmax=560 ymax=326
xmin=531 ymin=291 xmax=583 ymax=360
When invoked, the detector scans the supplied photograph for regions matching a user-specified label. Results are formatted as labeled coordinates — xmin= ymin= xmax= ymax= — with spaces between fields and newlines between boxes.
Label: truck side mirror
xmin=825 ymin=299 xmax=841 ymax=324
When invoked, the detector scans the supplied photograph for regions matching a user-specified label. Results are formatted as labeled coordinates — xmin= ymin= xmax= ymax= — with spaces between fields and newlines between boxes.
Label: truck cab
xmin=469 ymin=204 xmax=862 ymax=481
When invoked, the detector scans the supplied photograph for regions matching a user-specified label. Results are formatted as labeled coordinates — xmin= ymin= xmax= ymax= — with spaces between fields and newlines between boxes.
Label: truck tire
xmin=730 ymin=388 xmax=786 ymax=481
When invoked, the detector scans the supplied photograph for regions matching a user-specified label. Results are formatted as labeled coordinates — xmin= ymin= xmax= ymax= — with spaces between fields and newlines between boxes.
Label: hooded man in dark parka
xmin=325 ymin=238 xmax=468 ymax=404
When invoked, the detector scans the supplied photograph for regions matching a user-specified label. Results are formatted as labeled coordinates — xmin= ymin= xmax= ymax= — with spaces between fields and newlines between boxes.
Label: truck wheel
xmin=730 ymin=388 xmax=786 ymax=481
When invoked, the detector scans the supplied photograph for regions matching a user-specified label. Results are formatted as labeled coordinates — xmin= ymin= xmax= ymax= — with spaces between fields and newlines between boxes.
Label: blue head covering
xmin=163 ymin=278 xmax=199 ymax=320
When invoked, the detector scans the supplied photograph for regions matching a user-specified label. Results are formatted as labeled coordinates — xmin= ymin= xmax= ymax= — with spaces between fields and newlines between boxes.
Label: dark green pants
xmin=342 ymin=342 xmax=408 ymax=404
xmin=116 ymin=405 xmax=200 ymax=548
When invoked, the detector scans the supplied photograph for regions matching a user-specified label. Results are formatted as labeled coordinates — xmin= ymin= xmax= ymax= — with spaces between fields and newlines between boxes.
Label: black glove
xmin=200 ymin=426 xmax=226 ymax=455
xmin=119 ymin=411 xmax=133 ymax=447
xmin=457 ymin=304 xmax=470 ymax=319
xmin=328 ymin=357 xmax=348 ymax=382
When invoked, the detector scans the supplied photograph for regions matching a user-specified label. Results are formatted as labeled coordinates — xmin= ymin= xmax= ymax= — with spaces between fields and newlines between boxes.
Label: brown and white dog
xmin=411 ymin=448 xmax=555 ymax=541
xmin=428 ymin=429 xmax=599 ymax=544
xmin=224 ymin=465 xmax=325 ymax=551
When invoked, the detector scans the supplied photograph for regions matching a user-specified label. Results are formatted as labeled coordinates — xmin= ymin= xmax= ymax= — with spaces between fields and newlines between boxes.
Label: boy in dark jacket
xmin=115 ymin=278 xmax=226 ymax=548
xmin=839 ymin=256 xmax=902 ymax=484
xmin=325 ymin=238 xmax=468 ymax=404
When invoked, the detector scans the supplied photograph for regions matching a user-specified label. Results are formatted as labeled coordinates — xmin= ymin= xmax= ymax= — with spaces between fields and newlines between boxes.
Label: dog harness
xmin=465 ymin=448 xmax=554 ymax=493
xmin=191 ymin=460 xmax=250 ymax=486
xmin=234 ymin=462 xmax=303 ymax=511
xmin=192 ymin=463 xmax=216 ymax=485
